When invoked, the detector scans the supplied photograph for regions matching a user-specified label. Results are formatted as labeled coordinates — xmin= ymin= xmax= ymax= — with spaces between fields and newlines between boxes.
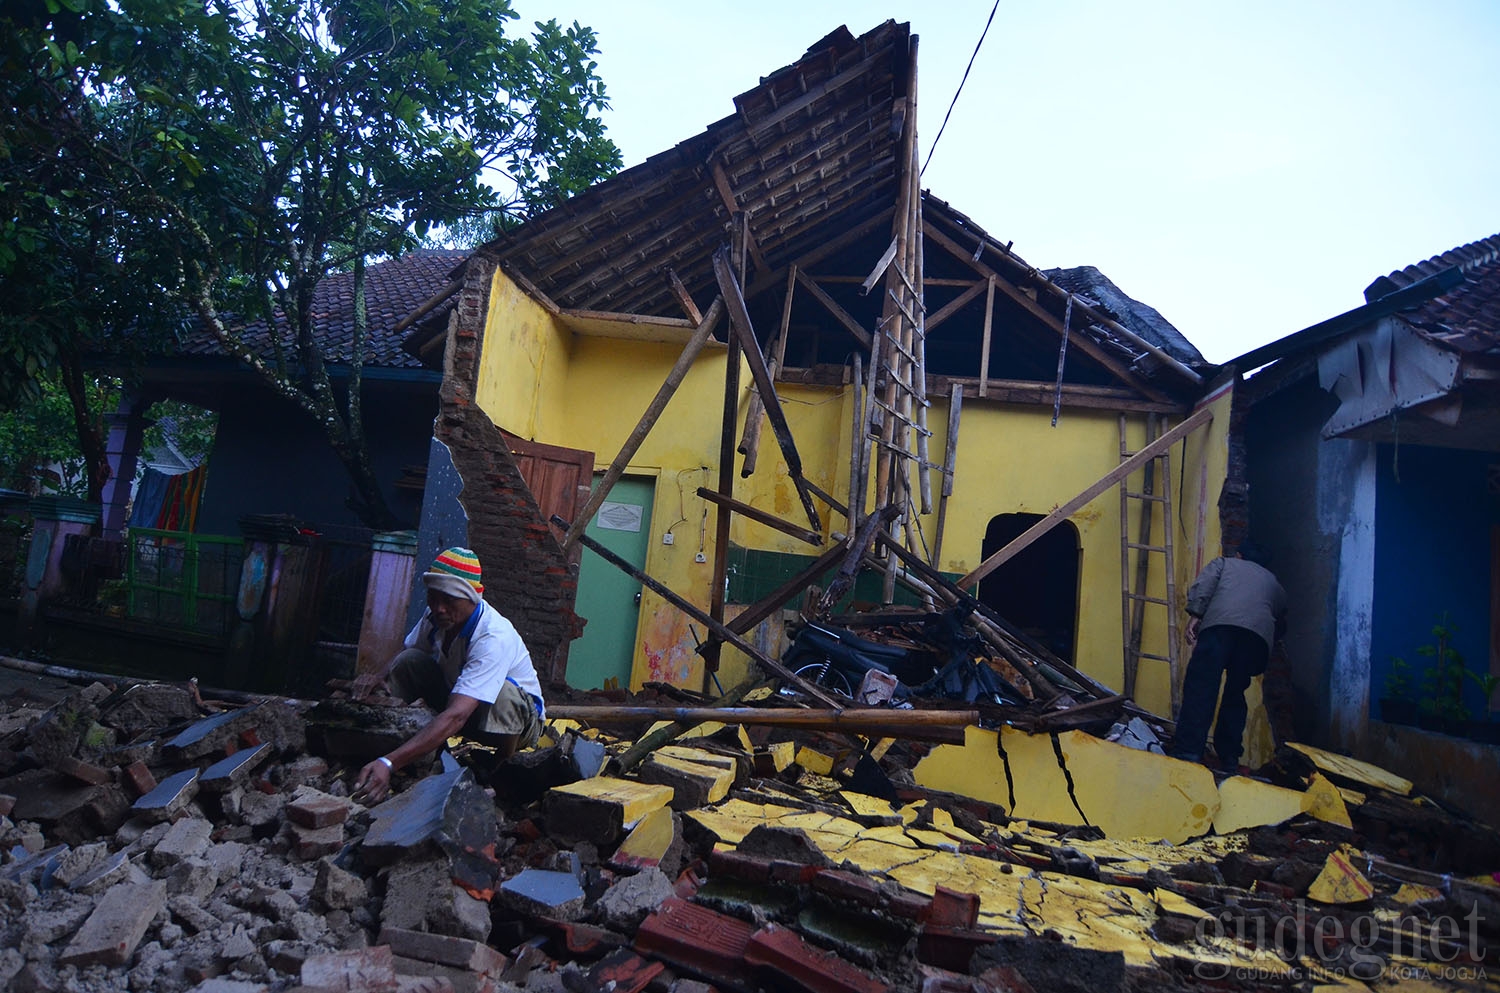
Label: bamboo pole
xmin=738 ymin=267 xmax=797 ymax=476
xmin=554 ymin=705 xmax=979 ymax=734
xmin=696 ymin=487 xmax=822 ymax=546
xmin=847 ymin=354 xmax=864 ymax=535
xmin=931 ymin=383 xmax=962 ymax=566
xmin=610 ymin=676 xmax=761 ymax=774
xmin=563 ymin=298 xmax=725 ymax=550
xmin=978 ymin=276 xmax=995 ymax=398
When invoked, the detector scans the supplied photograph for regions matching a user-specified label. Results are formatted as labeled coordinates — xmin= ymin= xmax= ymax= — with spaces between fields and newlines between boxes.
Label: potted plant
xmin=1416 ymin=613 xmax=1469 ymax=735
xmin=96 ymin=578 xmax=130 ymax=618
xmin=1379 ymin=656 xmax=1419 ymax=725
xmin=1465 ymin=671 xmax=1500 ymax=745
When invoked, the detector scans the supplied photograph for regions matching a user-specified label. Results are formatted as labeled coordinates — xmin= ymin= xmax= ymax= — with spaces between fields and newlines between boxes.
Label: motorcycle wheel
xmin=789 ymin=661 xmax=854 ymax=700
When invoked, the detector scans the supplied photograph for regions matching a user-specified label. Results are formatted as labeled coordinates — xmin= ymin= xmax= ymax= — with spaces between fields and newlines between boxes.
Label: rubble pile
xmin=2 ymin=672 xmax=1499 ymax=993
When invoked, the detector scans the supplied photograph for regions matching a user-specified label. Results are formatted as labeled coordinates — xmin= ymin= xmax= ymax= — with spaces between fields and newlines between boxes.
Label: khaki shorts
xmin=388 ymin=648 xmax=543 ymax=750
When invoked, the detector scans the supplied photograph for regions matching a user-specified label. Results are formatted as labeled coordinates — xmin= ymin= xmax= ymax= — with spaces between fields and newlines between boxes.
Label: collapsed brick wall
xmin=435 ymin=250 xmax=581 ymax=686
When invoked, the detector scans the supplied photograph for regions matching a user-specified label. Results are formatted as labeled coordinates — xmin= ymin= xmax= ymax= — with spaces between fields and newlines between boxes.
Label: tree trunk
xmin=58 ymin=352 xmax=110 ymax=504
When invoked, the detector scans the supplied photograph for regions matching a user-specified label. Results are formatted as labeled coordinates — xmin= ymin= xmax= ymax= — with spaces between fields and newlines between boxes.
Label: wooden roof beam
xmin=710 ymin=159 xmax=769 ymax=274
xmin=796 ymin=271 xmax=872 ymax=349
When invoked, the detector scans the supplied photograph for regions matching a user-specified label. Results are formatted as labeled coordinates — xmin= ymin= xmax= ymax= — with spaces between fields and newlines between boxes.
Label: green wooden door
xmin=569 ymin=476 xmax=654 ymax=690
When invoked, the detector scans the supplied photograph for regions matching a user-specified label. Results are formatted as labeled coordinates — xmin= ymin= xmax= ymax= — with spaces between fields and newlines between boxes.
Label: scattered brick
xmin=53 ymin=755 xmax=112 ymax=786
xmin=633 ymin=898 xmax=754 ymax=984
xmin=287 ymin=788 xmax=352 ymax=829
xmin=121 ymin=760 xmax=156 ymax=798
xmin=290 ymin=822 xmax=345 ymax=860
xmin=301 ymin=945 xmax=399 ymax=992
xmin=744 ymin=924 xmax=890 ymax=993
xmin=377 ymin=927 xmax=508 ymax=976
xmin=58 ymin=880 xmax=167 ymax=967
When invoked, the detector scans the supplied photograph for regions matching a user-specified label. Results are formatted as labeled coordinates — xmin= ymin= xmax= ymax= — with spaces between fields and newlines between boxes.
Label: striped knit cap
xmin=421 ymin=547 xmax=484 ymax=603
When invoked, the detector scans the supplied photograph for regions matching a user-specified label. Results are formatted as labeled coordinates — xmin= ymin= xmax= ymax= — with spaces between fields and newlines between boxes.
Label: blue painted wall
xmin=1370 ymin=443 xmax=1499 ymax=713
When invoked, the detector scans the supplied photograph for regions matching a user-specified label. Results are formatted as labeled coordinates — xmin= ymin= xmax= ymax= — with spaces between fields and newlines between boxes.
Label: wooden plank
xmin=557 ymin=517 xmax=843 ymax=708
xmin=978 ymin=276 xmax=995 ymax=397
xmin=929 ymin=375 xmax=1186 ymax=414
xmin=931 ymin=383 xmax=962 ymax=566
xmin=560 ymin=307 xmax=696 ymax=329
xmin=714 ymin=248 xmax=822 ymax=534
xmin=666 ymin=268 xmax=703 ymax=324
xmin=551 ymin=705 xmax=979 ymax=734
xmin=738 ymin=266 xmax=796 ymax=475
xmin=745 ymin=208 xmax=893 ymax=299
xmin=710 ymin=159 xmax=768 ymax=273
xmin=696 ymin=487 xmax=822 ymax=546
xmin=562 ymin=298 xmax=725 ymax=550
xmin=956 ymin=405 xmax=1214 ymax=590
xmin=860 ymin=237 xmax=900 ymax=295
xmin=794 ymin=270 xmax=872 ymax=349
xmin=924 ymin=280 xmax=987 ymax=334
xmin=707 ymin=292 xmax=742 ymax=675
xmin=803 ymin=479 xmax=850 ymax=521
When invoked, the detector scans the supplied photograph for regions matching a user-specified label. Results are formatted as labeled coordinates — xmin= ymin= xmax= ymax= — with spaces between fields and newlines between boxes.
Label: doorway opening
xmin=978 ymin=513 xmax=1081 ymax=662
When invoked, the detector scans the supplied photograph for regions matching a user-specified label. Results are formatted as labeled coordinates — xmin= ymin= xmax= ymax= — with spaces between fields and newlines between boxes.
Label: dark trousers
xmin=1172 ymin=625 xmax=1268 ymax=768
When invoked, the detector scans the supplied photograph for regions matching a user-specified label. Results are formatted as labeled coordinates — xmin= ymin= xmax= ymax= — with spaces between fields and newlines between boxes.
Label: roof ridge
xmin=1383 ymin=233 xmax=1500 ymax=289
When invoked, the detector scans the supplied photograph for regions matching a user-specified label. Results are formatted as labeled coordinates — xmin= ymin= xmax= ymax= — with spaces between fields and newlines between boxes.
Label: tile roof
xmin=178 ymin=250 xmax=467 ymax=369
xmin=1367 ymin=234 xmax=1500 ymax=356
xmin=1044 ymin=265 xmax=1206 ymax=367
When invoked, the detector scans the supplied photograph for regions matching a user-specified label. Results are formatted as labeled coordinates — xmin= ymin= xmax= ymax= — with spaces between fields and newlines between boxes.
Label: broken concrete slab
xmin=20 ymin=892 xmax=93 ymax=944
xmin=313 ymin=858 xmax=368 ymax=911
xmin=499 ymin=868 xmax=586 ymax=921
xmin=1306 ymin=846 xmax=1375 ymax=904
xmin=381 ymin=854 xmax=490 ymax=940
xmin=377 ymin=926 xmax=508 ymax=976
xmin=132 ymin=767 xmax=200 ymax=822
xmin=68 ymin=849 xmax=132 ymax=895
xmin=638 ymin=752 xmax=734 ymax=810
xmin=301 ymin=945 xmax=399 ymax=991
xmin=1286 ymin=741 xmax=1413 ymax=795
xmin=594 ymin=867 xmax=675 ymax=932
xmin=199 ymin=743 xmax=271 ymax=793
xmin=151 ymin=815 xmax=213 ymax=867
xmin=544 ymin=777 xmax=675 ymax=847
xmin=1214 ymin=776 xmax=1308 ymax=835
xmin=58 ymin=878 xmax=166 ymax=966
xmin=608 ymin=806 xmax=684 ymax=876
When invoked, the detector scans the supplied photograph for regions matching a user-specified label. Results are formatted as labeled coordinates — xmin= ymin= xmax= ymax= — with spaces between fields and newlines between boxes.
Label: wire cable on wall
xmin=922 ymin=0 xmax=1003 ymax=176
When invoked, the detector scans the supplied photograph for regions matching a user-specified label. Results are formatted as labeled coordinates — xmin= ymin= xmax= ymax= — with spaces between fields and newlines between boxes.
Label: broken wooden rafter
xmin=794 ymin=270 xmax=872 ymax=349
xmin=738 ymin=267 xmax=797 ymax=476
xmin=666 ymin=268 xmax=703 ymax=324
xmin=924 ymin=222 xmax=1177 ymax=405
xmin=744 ymin=208 xmax=894 ymax=299
xmin=957 ymin=404 xmax=1214 ymax=590
xmin=707 ymin=275 xmax=744 ymax=675
xmin=710 ymin=159 xmax=769 ymax=273
xmin=930 ymin=383 xmax=962 ymax=567
xmin=551 ymin=705 xmax=979 ymax=741
xmin=713 ymin=247 xmax=822 ymax=535
xmin=814 ymin=505 xmax=899 ymax=616
xmin=560 ymin=307 xmax=695 ymax=329
xmin=555 ymin=515 xmax=843 ymax=709
xmin=696 ymin=487 xmax=822 ymax=546
xmin=695 ymin=539 xmax=852 ymax=661
xmin=860 ymin=237 xmax=900 ymax=295
xmin=926 ymin=375 xmax=1186 ymax=415
xmin=500 ymin=263 xmax=562 ymax=316
xmin=393 ymin=277 xmax=464 ymax=334
xmin=562 ymin=297 xmax=726 ymax=551
xmin=923 ymin=279 xmax=987 ymax=335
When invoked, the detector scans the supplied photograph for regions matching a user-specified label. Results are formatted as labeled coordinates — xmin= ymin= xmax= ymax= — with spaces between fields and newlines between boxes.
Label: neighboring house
xmin=1238 ymin=235 xmax=1500 ymax=817
xmin=406 ymin=22 xmax=1237 ymax=728
xmin=98 ymin=250 xmax=462 ymax=538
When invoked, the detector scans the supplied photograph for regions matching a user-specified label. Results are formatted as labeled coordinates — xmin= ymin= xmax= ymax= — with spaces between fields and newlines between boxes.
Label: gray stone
xmin=218 ymin=925 xmax=258 ymax=962
xmin=593 ymin=868 xmax=674 ymax=932
xmin=157 ymin=921 xmax=184 ymax=948
xmin=168 ymin=895 xmax=223 ymax=935
xmin=51 ymin=841 xmax=109 ymax=887
xmin=166 ymin=858 xmax=219 ymax=900
xmin=186 ymin=979 xmax=268 ymax=993
xmin=312 ymin=858 xmax=368 ymax=911
xmin=59 ymin=880 xmax=167 ymax=966
xmin=21 ymin=893 xmax=93 ymax=944
xmin=237 ymin=790 xmax=285 ymax=829
xmin=131 ymin=768 xmax=200 ymax=822
xmin=382 ymin=855 xmax=490 ymax=940
xmin=69 ymin=850 xmax=132 ymax=895
xmin=202 ymin=840 xmax=249 ymax=878
xmin=200 ymin=745 xmax=270 ymax=793
xmin=499 ymin=869 xmax=586 ymax=922
xmin=151 ymin=816 xmax=213 ymax=867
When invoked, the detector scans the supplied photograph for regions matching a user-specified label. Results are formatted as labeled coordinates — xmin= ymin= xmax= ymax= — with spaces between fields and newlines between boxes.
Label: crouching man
xmin=352 ymin=547 xmax=545 ymax=803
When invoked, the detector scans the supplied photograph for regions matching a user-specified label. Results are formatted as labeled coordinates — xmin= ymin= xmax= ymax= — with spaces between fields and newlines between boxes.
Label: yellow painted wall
xmin=473 ymin=270 xmax=1235 ymax=719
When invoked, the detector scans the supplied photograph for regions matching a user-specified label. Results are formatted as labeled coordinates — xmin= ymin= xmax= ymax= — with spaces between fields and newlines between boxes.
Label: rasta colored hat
xmin=421 ymin=547 xmax=484 ymax=603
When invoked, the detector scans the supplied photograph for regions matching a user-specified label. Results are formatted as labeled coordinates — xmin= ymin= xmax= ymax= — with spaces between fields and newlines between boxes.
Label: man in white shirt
xmin=352 ymin=547 xmax=544 ymax=802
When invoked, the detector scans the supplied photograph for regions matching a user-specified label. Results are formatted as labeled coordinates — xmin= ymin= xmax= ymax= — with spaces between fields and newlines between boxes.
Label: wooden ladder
xmin=1118 ymin=413 xmax=1182 ymax=712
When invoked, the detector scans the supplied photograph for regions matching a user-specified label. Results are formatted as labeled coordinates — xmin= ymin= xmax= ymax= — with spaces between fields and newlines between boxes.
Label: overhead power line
xmin=922 ymin=0 xmax=1002 ymax=176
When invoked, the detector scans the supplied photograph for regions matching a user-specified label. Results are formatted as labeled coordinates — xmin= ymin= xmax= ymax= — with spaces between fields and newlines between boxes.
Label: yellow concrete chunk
xmin=656 ymin=745 xmax=738 ymax=770
xmin=897 ymin=801 xmax=924 ymax=825
xmin=1154 ymin=888 xmax=1213 ymax=920
xmin=831 ymin=839 xmax=931 ymax=873
xmin=1392 ymin=883 xmax=1444 ymax=904
xmin=913 ymin=726 xmax=1022 ymax=813
xmin=840 ymin=791 xmax=896 ymax=819
xmin=610 ymin=805 xmax=677 ymax=872
xmin=743 ymin=687 xmax=774 ymax=703
xmin=547 ymin=777 xmax=674 ymax=824
xmin=1214 ymin=776 xmax=1307 ymax=834
xmin=795 ymin=746 xmax=835 ymax=776
xmin=1307 ymin=846 xmax=1375 ymax=904
xmin=638 ymin=752 xmax=735 ymax=809
xmin=1286 ymin=742 xmax=1413 ymax=795
xmin=685 ymin=799 xmax=800 ymax=845
xmin=1055 ymin=730 xmax=1220 ymax=843
xmin=869 ymin=737 xmax=896 ymax=761
xmin=762 ymin=741 xmax=795 ymax=772
xmin=1300 ymin=773 xmax=1353 ymax=829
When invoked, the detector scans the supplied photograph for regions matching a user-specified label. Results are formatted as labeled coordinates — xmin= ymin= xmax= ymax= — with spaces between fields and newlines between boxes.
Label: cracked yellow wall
xmin=474 ymin=268 xmax=573 ymax=439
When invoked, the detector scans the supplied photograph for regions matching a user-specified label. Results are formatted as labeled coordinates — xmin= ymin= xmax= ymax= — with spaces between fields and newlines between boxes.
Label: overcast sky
xmin=513 ymin=1 xmax=1500 ymax=363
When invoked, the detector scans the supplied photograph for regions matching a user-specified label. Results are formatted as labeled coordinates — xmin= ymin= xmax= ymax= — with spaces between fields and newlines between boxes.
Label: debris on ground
xmin=1 ymin=659 xmax=1498 ymax=993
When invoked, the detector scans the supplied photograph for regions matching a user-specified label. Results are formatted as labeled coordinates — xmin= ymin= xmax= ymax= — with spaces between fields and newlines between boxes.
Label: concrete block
xmin=58 ymin=879 xmax=167 ymax=966
xmin=382 ymin=855 xmax=490 ymax=941
xmin=594 ymin=868 xmax=674 ymax=933
xmin=238 ymin=789 xmax=286 ymax=828
xmin=68 ymin=849 xmax=132 ymax=895
xmin=186 ymin=980 xmax=270 ymax=993
xmin=633 ymin=898 xmax=753 ymax=984
xmin=389 ymin=955 xmax=493 ymax=993
xmin=301 ymin=945 xmax=399 ymax=992
xmin=290 ymin=822 xmax=346 ymax=860
xmin=279 ymin=755 xmax=330 ymax=791
xmin=165 ymin=857 xmax=219 ymax=900
xmin=313 ymin=859 xmax=369 ymax=911
xmin=203 ymin=840 xmax=250 ymax=879
xmin=131 ymin=767 xmax=200 ymax=822
xmin=200 ymin=744 xmax=270 ymax=793
xmin=498 ymin=869 xmax=585 ymax=921
xmin=49 ymin=840 xmax=108 ymax=887
xmin=219 ymin=927 xmax=259 ymax=962
xmin=638 ymin=753 xmax=734 ymax=811
xmin=122 ymin=761 xmax=157 ymax=798
xmin=377 ymin=926 xmax=507 ymax=975
xmin=287 ymin=787 xmax=352 ymax=829
xmin=21 ymin=893 xmax=93 ymax=944
xmin=744 ymin=924 xmax=889 ymax=993
xmin=151 ymin=816 xmax=213 ymax=867
xmin=169 ymin=894 xmax=223 ymax=934
xmin=543 ymin=777 xmax=674 ymax=847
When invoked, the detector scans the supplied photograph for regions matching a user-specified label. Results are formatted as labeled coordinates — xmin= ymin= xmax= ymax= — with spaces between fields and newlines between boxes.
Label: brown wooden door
xmin=504 ymin=433 xmax=595 ymax=539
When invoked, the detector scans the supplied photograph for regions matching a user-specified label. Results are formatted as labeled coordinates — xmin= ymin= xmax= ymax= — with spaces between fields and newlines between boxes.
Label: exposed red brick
xmin=924 ymin=886 xmax=979 ymax=929
xmin=587 ymin=949 xmax=664 ymax=993
xmin=634 ymin=898 xmax=753 ymax=983
xmin=744 ymin=924 xmax=889 ymax=993
xmin=53 ymin=756 xmax=111 ymax=787
xmin=287 ymin=793 xmax=352 ymax=829
xmin=239 ymin=729 xmax=262 ymax=748
xmin=811 ymin=869 xmax=881 ymax=907
xmin=121 ymin=761 xmax=156 ymax=798
xmin=708 ymin=848 xmax=772 ymax=883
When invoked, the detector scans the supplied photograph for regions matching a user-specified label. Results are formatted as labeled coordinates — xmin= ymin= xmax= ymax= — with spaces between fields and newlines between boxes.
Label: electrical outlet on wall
xmin=694 ymin=552 xmax=707 ymax=563
xmin=662 ymin=532 xmax=674 ymax=545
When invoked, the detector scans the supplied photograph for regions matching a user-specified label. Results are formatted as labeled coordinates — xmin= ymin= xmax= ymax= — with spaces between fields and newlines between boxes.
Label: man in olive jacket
xmin=1171 ymin=542 xmax=1286 ymax=772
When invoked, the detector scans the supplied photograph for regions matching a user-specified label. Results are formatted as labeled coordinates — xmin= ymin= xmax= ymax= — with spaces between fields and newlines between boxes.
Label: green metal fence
xmin=125 ymin=529 xmax=244 ymax=637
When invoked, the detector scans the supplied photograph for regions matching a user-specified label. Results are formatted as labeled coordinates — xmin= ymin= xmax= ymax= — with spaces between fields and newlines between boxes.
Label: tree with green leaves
xmin=1 ymin=0 xmax=620 ymax=525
